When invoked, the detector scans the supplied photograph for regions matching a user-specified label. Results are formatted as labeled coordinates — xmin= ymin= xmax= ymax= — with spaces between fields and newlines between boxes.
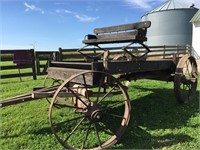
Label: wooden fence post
xmin=163 ymin=45 xmax=166 ymax=59
xmin=177 ymin=45 xmax=180 ymax=57
xmin=35 ymin=52 xmax=41 ymax=75
xmin=59 ymin=47 xmax=62 ymax=61
xmin=31 ymin=49 xmax=37 ymax=80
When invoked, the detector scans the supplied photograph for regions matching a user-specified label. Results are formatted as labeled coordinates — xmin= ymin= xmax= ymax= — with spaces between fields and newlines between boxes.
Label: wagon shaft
xmin=0 ymin=93 xmax=35 ymax=107
xmin=0 ymin=85 xmax=59 ymax=107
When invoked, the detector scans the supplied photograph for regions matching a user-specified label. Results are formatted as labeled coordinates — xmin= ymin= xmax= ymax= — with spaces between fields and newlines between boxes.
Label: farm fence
xmin=59 ymin=45 xmax=192 ymax=61
xmin=0 ymin=49 xmax=37 ymax=80
xmin=35 ymin=51 xmax=59 ymax=75
xmin=0 ymin=45 xmax=192 ymax=80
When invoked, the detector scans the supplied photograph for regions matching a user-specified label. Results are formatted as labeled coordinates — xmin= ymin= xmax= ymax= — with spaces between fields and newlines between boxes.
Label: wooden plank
xmin=0 ymin=64 xmax=33 ymax=70
xmin=37 ymin=56 xmax=51 ymax=60
xmin=52 ymin=45 xmax=189 ymax=53
xmin=0 ymin=85 xmax=60 ymax=107
xmin=35 ymin=52 xmax=53 ymax=54
xmin=97 ymin=31 xmax=138 ymax=40
xmin=47 ymin=67 xmax=93 ymax=85
xmin=107 ymin=60 xmax=176 ymax=74
xmin=0 ymin=56 xmax=13 ymax=61
xmin=94 ymin=21 xmax=151 ymax=34
xmin=0 ymin=50 xmax=15 ymax=54
xmin=32 ymin=91 xmax=114 ymax=99
xmin=83 ymin=37 xmax=147 ymax=44
xmin=83 ymin=32 xmax=147 ymax=44
xmin=50 ymin=61 xmax=92 ymax=70
xmin=0 ymin=72 xmax=34 ymax=79
xmin=32 ymin=92 xmax=74 ymax=98
xmin=0 ymin=94 xmax=35 ymax=107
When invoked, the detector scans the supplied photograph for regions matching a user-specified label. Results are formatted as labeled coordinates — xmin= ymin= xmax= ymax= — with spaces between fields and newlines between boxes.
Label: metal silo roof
xmin=190 ymin=10 xmax=200 ymax=22
xmin=145 ymin=0 xmax=196 ymax=14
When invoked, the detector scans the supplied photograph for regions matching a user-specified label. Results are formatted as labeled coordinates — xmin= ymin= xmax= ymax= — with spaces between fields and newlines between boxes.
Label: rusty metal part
xmin=43 ymin=75 xmax=63 ymax=104
xmin=77 ymin=44 xmax=105 ymax=62
xmin=49 ymin=70 xmax=131 ymax=150
xmin=121 ymin=42 xmax=151 ymax=60
xmin=174 ymin=55 xmax=198 ymax=103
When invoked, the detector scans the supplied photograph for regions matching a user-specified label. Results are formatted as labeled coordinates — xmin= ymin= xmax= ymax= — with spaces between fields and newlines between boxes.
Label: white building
xmin=191 ymin=10 xmax=200 ymax=59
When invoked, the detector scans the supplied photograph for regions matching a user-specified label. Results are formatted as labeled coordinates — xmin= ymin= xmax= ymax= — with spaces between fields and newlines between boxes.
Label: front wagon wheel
xmin=49 ymin=71 xmax=131 ymax=149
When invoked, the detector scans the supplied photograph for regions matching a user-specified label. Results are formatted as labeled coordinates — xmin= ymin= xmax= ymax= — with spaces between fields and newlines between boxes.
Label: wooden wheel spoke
xmin=98 ymin=85 xmax=117 ymax=104
xmin=82 ymin=74 xmax=90 ymax=101
xmin=103 ymin=100 xmax=124 ymax=111
xmin=106 ymin=113 xmax=126 ymax=120
xmin=64 ymin=117 xmax=85 ymax=142
xmin=96 ymin=122 xmax=114 ymax=136
xmin=68 ymin=87 xmax=88 ymax=107
xmin=81 ymin=122 xmax=92 ymax=150
xmin=94 ymin=123 xmax=102 ymax=148
xmin=53 ymin=115 xmax=85 ymax=128
xmin=96 ymin=74 xmax=105 ymax=103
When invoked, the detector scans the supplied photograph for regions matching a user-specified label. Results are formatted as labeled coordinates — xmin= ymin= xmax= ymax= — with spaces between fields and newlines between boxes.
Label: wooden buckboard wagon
xmin=0 ymin=21 xmax=198 ymax=149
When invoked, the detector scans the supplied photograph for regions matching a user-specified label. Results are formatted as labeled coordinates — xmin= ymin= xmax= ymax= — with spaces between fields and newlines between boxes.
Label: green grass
xmin=0 ymin=74 xmax=199 ymax=149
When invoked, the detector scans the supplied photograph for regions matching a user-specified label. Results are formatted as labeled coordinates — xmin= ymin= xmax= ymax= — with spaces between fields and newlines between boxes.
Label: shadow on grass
xmin=117 ymin=87 xmax=199 ymax=149
xmin=29 ymin=87 xmax=198 ymax=149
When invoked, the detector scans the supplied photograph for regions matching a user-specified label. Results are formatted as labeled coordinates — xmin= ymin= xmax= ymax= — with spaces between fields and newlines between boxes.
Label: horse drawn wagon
xmin=0 ymin=21 xmax=198 ymax=149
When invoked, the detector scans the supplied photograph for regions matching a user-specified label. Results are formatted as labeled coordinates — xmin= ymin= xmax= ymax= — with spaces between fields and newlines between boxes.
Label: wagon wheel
xmin=43 ymin=75 xmax=63 ymax=104
xmin=49 ymin=71 xmax=131 ymax=149
xmin=174 ymin=55 xmax=198 ymax=103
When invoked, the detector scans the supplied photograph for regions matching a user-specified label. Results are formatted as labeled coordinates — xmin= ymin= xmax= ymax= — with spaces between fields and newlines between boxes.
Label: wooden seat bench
xmin=78 ymin=21 xmax=151 ymax=62
xmin=83 ymin=21 xmax=151 ymax=45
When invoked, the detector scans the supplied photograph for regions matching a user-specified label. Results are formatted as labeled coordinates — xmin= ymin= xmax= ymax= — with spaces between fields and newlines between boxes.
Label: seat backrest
xmin=93 ymin=21 xmax=151 ymax=35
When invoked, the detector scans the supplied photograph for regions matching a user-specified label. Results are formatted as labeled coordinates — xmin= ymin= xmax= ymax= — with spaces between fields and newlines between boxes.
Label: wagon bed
xmin=47 ymin=59 xmax=176 ymax=82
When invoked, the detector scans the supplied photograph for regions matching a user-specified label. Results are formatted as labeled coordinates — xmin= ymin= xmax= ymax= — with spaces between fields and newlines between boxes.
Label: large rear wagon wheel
xmin=174 ymin=55 xmax=198 ymax=103
xmin=49 ymin=71 xmax=131 ymax=149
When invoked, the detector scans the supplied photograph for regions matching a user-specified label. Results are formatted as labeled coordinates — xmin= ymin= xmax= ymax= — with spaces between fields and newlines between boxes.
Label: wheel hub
xmin=91 ymin=110 xmax=103 ymax=122
xmin=85 ymin=102 xmax=103 ymax=122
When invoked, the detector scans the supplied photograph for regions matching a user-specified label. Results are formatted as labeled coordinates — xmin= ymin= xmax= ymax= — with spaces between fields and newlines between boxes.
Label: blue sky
xmin=1 ymin=0 xmax=200 ymax=51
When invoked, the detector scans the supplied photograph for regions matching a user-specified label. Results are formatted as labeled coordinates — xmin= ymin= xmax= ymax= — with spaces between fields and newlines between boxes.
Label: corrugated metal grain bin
xmin=141 ymin=0 xmax=198 ymax=46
